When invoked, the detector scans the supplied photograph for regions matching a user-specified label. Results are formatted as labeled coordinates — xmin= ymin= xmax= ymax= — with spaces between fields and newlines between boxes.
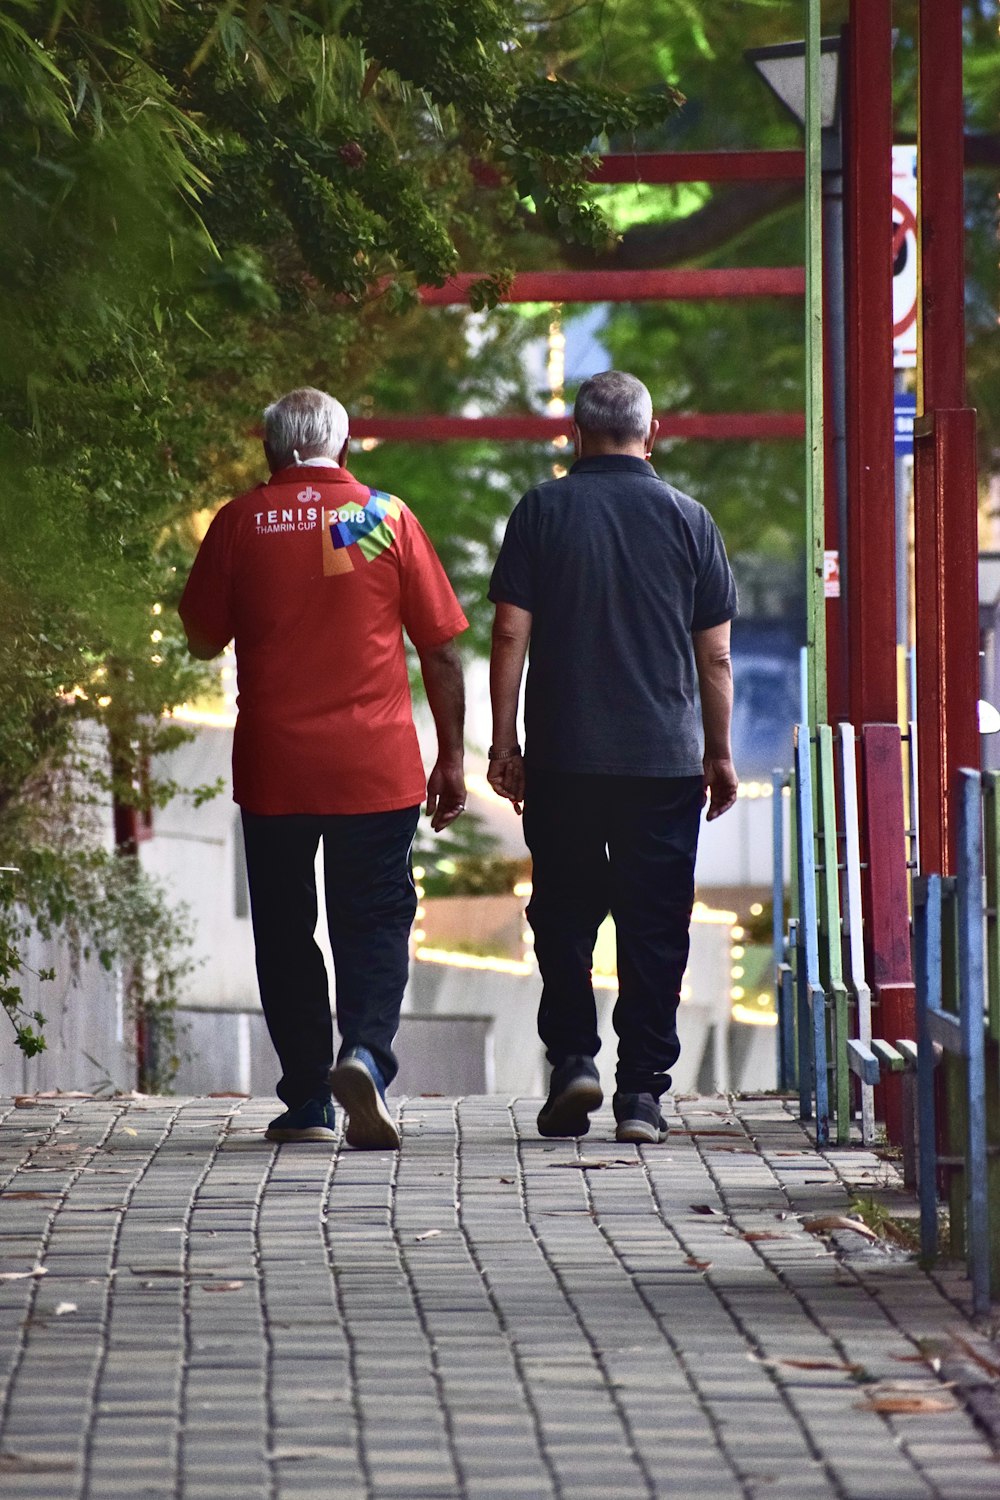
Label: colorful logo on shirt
xmin=322 ymin=489 xmax=402 ymax=577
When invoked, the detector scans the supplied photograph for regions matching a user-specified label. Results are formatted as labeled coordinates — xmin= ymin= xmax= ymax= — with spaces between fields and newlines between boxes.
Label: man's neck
xmin=297 ymin=454 xmax=340 ymax=467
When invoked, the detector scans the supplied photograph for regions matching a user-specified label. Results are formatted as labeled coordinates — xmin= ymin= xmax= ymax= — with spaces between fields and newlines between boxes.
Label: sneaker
xmin=537 ymin=1055 xmax=603 ymax=1138
xmin=265 ymin=1096 xmax=337 ymax=1143
xmin=329 ymin=1046 xmax=400 ymax=1150
xmin=614 ymin=1092 xmax=669 ymax=1144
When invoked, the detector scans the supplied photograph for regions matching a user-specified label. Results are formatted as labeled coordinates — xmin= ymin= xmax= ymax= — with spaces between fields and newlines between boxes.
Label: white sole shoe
xmin=329 ymin=1057 xmax=401 ymax=1150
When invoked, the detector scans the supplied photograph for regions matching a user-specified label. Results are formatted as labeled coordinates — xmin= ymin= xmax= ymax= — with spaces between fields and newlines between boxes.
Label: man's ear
xmin=338 ymin=435 xmax=350 ymax=466
xmin=645 ymin=418 xmax=660 ymax=459
xmin=571 ymin=421 xmax=582 ymax=459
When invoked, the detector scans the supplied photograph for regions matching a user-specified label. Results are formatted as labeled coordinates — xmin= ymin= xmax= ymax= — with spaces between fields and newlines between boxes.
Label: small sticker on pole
xmin=892 ymin=145 xmax=918 ymax=369
xmin=824 ymin=551 xmax=841 ymax=599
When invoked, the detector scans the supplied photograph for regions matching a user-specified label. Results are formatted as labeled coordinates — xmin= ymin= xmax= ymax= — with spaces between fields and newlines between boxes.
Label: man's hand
xmin=426 ymin=756 xmax=466 ymax=831
xmin=703 ymin=755 xmax=739 ymax=821
xmin=487 ymin=752 xmax=525 ymax=815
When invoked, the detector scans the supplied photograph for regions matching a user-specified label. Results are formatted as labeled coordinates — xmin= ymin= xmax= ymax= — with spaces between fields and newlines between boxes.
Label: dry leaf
xmin=774 ymin=1357 xmax=865 ymax=1374
xmin=741 ymin=1231 xmax=789 ymax=1242
xmin=201 ymin=1281 xmax=245 ymax=1292
xmin=498 ymin=1177 xmax=514 ymax=1185
xmin=414 ymin=1229 xmax=441 ymax=1242
xmin=890 ymin=1354 xmax=929 ymax=1365
xmin=121 ymin=1128 xmax=138 ymax=1137
xmin=685 ymin=1257 xmax=712 ymax=1271
xmin=48 ymin=1144 xmax=79 ymax=1154
xmin=549 ymin=1160 xmax=639 ymax=1171
xmin=802 ymin=1214 xmax=880 ymax=1243
xmin=859 ymin=1394 xmax=955 ymax=1414
xmin=947 ymin=1331 xmax=1000 ymax=1380
xmin=690 ymin=1204 xmax=719 ymax=1215
xmin=671 ymin=1129 xmax=747 ymax=1139
xmin=0 ymin=1451 xmax=77 ymax=1474
xmin=207 ymin=1092 xmax=250 ymax=1098
xmin=1 ymin=1191 xmax=60 ymax=1201
xmin=0 ymin=1266 xmax=47 ymax=1282
xmin=54 ymin=1302 xmax=77 ymax=1316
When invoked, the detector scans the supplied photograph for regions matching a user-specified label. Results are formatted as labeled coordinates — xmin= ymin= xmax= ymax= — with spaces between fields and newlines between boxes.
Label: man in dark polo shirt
xmin=487 ymin=370 xmax=738 ymax=1144
xmin=180 ymin=387 xmax=468 ymax=1148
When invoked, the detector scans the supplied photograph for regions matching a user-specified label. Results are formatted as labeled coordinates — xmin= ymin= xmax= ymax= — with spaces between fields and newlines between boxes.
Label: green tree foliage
xmin=0 ymin=0 xmax=679 ymax=1060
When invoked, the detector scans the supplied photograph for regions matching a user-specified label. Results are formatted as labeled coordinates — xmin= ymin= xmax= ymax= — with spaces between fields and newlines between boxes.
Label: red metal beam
xmin=351 ymin=413 xmax=805 ymax=443
xmin=913 ymin=0 xmax=981 ymax=875
xmin=418 ymin=268 xmax=804 ymax=306
xmin=844 ymin=0 xmax=897 ymax=726
xmin=589 ymin=151 xmax=805 ymax=183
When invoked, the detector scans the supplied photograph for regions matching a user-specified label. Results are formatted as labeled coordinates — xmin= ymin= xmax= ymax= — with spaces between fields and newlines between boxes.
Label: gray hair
xmin=262 ymin=387 xmax=349 ymax=466
xmin=573 ymin=371 xmax=653 ymax=444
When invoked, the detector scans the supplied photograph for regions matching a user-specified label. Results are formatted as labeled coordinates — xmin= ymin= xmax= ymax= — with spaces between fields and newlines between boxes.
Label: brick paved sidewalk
xmin=1 ymin=1093 xmax=998 ymax=1500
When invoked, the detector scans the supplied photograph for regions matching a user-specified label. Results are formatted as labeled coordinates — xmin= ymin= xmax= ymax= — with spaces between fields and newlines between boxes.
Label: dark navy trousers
xmin=522 ymin=769 xmax=704 ymax=1098
xmin=241 ymin=806 xmax=420 ymax=1108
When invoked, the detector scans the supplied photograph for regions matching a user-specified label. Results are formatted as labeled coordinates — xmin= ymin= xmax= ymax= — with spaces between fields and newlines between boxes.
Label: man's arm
xmin=693 ymin=620 xmax=738 ymax=821
xmin=488 ymin=602 xmax=531 ymax=809
xmin=417 ymin=638 xmax=466 ymax=832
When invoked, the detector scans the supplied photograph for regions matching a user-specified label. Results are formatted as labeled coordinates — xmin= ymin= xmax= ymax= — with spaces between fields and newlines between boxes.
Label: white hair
xmin=573 ymin=371 xmax=653 ymax=444
xmin=262 ymin=387 xmax=349 ymax=466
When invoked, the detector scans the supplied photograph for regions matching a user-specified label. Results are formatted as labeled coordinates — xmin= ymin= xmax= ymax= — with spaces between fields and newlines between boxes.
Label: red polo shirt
xmin=179 ymin=465 xmax=468 ymax=815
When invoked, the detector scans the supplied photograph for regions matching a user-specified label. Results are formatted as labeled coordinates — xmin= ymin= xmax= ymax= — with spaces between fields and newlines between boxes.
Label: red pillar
xmin=913 ymin=0 xmax=980 ymax=875
xmin=843 ymin=0 xmax=897 ymax=727
xmin=842 ymin=3 xmax=913 ymax=1139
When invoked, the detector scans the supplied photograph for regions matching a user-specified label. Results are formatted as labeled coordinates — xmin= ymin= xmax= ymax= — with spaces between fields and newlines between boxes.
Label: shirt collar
xmin=298 ymin=455 xmax=340 ymax=467
xmin=569 ymin=454 xmax=657 ymax=477
xmin=268 ymin=464 xmax=360 ymax=487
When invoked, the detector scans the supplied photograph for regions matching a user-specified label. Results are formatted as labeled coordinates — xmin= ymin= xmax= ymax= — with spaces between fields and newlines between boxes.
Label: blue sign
xmin=894 ymin=392 xmax=916 ymax=456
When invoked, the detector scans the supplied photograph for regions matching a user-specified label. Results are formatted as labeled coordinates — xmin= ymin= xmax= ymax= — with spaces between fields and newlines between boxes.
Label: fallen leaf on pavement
xmin=671 ymin=1129 xmax=747 ymax=1139
xmin=802 ymin=1214 xmax=880 ymax=1242
xmin=0 ymin=1191 xmax=60 ymax=1201
xmin=201 ymin=1281 xmax=244 ymax=1292
xmin=751 ymin=1355 xmax=865 ymax=1374
xmin=858 ymin=1393 xmax=956 ymax=1414
xmin=946 ymin=1331 xmax=1000 ymax=1379
xmin=689 ymin=1204 xmax=719 ymax=1215
xmin=548 ymin=1160 xmax=640 ymax=1171
xmin=498 ymin=1177 xmax=514 ymax=1184
xmin=0 ymin=1266 xmax=47 ymax=1282
xmin=121 ymin=1128 xmax=138 ymax=1137
xmin=414 ymin=1229 xmax=441 ymax=1242
xmin=54 ymin=1302 xmax=77 ymax=1316
xmin=0 ymin=1451 xmax=77 ymax=1473
xmin=741 ymin=1231 xmax=789 ymax=1242
xmin=207 ymin=1092 xmax=250 ymax=1098
xmin=685 ymin=1257 xmax=712 ymax=1271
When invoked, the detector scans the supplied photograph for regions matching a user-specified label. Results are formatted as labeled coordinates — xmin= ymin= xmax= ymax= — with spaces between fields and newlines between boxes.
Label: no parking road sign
xmin=892 ymin=145 xmax=918 ymax=369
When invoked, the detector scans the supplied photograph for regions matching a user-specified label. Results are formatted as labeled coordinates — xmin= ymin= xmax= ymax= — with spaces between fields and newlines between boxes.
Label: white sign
xmin=823 ymin=550 xmax=841 ymax=599
xmin=892 ymin=145 xmax=918 ymax=369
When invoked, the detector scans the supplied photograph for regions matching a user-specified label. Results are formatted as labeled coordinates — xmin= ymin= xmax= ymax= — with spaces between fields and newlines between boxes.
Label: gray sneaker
xmin=537 ymin=1055 xmax=603 ymax=1138
xmin=614 ymin=1092 xmax=668 ymax=1144
xmin=329 ymin=1046 xmax=400 ymax=1150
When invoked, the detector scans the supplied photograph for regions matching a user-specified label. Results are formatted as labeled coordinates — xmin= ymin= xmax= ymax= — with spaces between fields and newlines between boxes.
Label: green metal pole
xmin=805 ymin=0 xmax=827 ymax=725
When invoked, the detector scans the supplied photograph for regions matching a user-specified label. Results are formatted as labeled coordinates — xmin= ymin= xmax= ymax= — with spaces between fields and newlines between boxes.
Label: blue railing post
xmin=957 ymin=769 xmax=989 ymax=1315
xmin=773 ymin=769 xmax=795 ymax=1089
xmin=913 ymin=874 xmax=941 ymax=1260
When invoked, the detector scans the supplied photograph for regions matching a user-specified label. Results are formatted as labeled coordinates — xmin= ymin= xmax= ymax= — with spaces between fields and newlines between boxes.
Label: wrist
xmin=489 ymin=742 xmax=522 ymax=761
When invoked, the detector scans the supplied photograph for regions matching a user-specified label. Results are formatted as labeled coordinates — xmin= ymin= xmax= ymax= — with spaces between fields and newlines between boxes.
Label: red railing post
xmin=914 ymin=0 xmax=980 ymax=877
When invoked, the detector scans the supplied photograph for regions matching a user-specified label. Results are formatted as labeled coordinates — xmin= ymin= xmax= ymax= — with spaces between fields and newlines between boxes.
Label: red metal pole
xmin=350 ymin=413 xmax=805 ymax=443
xmin=843 ymin=0 xmax=897 ymax=728
xmin=417 ymin=268 xmax=804 ymax=305
xmin=914 ymin=0 xmax=981 ymax=875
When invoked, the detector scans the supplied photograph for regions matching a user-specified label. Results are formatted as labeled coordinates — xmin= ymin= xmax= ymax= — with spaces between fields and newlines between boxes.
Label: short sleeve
xmin=691 ymin=513 xmax=738 ymax=632
xmin=178 ymin=507 xmax=235 ymax=656
xmin=397 ymin=506 xmax=469 ymax=650
xmin=488 ymin=496 xmax=536 ymax=611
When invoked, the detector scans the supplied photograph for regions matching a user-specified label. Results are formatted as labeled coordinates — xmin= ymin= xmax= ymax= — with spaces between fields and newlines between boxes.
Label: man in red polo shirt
xmin=179 ymin=387 xmax=468 ymax=1147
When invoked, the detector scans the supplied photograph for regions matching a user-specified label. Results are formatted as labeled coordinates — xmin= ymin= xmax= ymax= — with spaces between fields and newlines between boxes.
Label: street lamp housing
xmin=744 ymin=37 xmax=842 ymax=133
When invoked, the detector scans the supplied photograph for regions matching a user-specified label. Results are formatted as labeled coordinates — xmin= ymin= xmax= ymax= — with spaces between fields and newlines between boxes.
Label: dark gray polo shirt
xmin=488 ymin=454 xmax=737 ymax=777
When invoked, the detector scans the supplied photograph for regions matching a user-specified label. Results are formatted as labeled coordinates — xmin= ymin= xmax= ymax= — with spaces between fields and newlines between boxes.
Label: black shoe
xmin=329 ymin=1046 xmax=400 ymax=1150
xmin=537 ymin=1055 xmax=603 ymax=1138
xmin=614 ymin=1092 xmax=668 ymax=1144
xmin=265 ymin=1096 xmax=337 ymax=1143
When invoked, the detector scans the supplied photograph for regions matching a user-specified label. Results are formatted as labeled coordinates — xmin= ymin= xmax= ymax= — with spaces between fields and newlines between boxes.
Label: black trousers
xmin=241 ymin=806 xmax=420 ymax=1108
xmin=522 ymin=769 xmax=704 ymax=1098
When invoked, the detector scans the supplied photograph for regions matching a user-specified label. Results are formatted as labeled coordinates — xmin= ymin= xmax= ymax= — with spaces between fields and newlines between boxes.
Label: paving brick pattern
xmin=1 ymin=1094 xmax=997 ymax=1499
